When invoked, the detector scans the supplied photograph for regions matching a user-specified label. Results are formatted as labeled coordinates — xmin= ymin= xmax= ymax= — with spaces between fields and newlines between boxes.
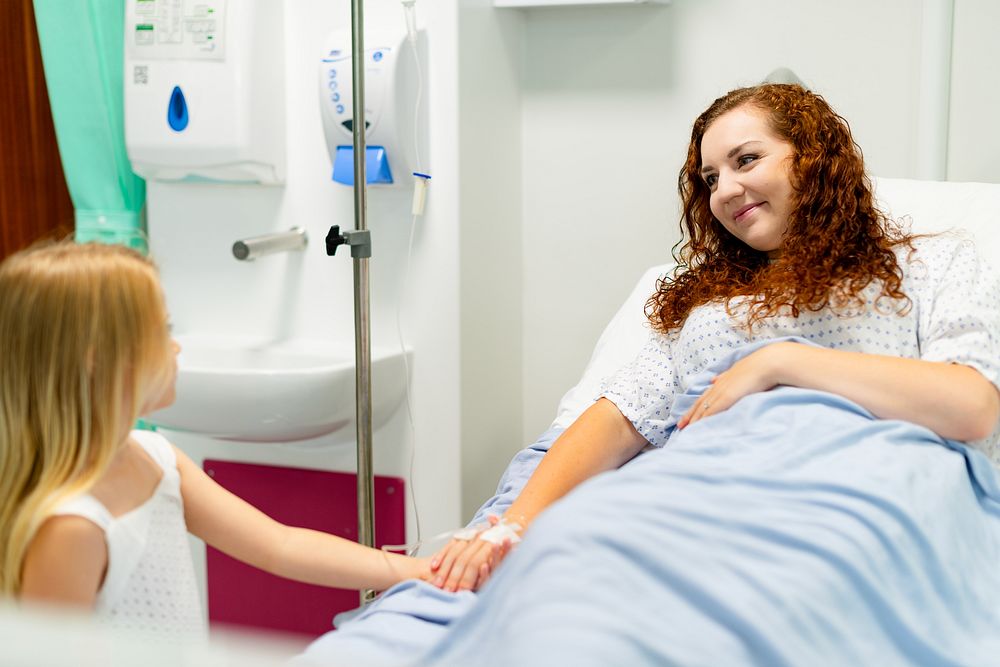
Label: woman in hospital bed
xmin=429 ymin=83 xmax=1000 ymax=595
xmin=295 ymin=83 xmax=1000 ymax=667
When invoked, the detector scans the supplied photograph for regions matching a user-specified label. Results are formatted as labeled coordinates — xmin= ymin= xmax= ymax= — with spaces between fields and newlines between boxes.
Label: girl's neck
xmin=88 ymin=438 xmax=163 ymax=518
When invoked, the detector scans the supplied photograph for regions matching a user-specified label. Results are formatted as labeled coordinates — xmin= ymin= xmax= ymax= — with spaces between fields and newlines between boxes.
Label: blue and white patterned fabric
xmin=601 ymin=234 xmax=1000 ymax=462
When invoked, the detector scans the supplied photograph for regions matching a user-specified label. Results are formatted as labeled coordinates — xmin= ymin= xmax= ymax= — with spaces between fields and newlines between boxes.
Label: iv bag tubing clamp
xmin=232 ymin=227 xmax=308 ymax=261
xmin=326 ymin=225 xmax=372 ymax=259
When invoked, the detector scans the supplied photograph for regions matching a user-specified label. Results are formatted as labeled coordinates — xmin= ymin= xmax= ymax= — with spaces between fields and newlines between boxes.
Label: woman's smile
xmin=733 ymin=202 xmax=764 ymax=223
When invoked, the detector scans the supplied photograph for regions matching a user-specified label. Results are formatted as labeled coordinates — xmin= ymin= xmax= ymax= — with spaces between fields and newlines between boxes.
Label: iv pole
xmin=325 ymin=0 xmax=376 ymax=606
xmin=349 ymin=0 xmax=376 ymax=606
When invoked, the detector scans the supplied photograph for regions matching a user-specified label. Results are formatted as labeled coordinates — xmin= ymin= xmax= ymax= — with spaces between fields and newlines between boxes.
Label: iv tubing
xmin=397 ymin=1 xmax=427 ymax=547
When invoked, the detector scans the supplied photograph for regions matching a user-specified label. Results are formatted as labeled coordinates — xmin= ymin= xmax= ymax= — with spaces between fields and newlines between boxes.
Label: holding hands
xmin=428 ymin=515 xmax=520 ymax=592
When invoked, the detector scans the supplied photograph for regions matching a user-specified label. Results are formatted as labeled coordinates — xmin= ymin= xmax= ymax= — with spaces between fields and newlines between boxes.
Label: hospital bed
xmin=295 ymin=177 xmax=1000 ymax=667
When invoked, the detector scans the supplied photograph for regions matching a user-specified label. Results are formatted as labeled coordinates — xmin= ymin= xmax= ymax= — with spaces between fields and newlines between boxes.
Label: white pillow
xmin=873 ymin=177 xmax=1000 ymax=255
xmin=550 ymin=177 xmax=1000 ymax=431
xmin=550 ymin=263 xmax=671 ymax=431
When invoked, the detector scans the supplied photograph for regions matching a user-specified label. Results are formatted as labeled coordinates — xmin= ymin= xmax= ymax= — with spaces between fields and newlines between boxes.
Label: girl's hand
xmin=678 ymin=341 xmax=793 ymax=429
xmin=407 ymin=556 xmax=433 ymax=583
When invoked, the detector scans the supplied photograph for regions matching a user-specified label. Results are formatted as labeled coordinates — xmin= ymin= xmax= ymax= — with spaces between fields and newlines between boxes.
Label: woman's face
xmin=699 ymin=106 xmax=795 ymax=257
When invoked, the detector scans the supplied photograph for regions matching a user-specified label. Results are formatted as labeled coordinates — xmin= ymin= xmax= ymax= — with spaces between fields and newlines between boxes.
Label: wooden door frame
xmin=0 ymin=0 xmax=75 ymax=260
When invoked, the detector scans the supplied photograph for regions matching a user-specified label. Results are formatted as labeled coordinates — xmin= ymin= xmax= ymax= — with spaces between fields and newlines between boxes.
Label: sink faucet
xmin=232 ymin=227 xmax=308 ymax=261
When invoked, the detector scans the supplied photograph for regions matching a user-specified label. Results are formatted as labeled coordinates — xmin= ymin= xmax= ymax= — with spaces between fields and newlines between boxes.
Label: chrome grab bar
xmin=232 ymin=227 xmax=308 ymax=261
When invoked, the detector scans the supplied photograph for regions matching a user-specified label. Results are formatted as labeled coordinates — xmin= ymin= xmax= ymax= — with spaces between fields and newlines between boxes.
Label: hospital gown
xmin=601 ymin=233 xmax=1000 ymax=462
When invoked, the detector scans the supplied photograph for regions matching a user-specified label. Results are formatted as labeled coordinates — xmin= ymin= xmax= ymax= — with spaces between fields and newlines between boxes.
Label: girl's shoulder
xmin=52 ymin=493 xmax=113 ymax=529
xmin=84 ymin=432 xmax=179 ymax=518
xmin=19 ymin=512 xmax=108 ymax=602
xmin=129 ymin=429 xmax=177 ymax=473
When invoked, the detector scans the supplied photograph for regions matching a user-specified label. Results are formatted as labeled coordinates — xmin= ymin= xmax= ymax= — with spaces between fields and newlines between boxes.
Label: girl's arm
xmin=19 ymin=516 xmax=106 ymax=607
xmin=174 ymin=448 xmax=428 ymax=591
xmin=431 ymin=397 xmax=647 ymax=591
xmin=681 ymin=342 xmax=1000 ymax=442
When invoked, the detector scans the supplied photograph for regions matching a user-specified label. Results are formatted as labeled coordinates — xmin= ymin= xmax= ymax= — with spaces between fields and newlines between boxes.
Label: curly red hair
xmin=648 ymin=84 xmax=913 ymax=333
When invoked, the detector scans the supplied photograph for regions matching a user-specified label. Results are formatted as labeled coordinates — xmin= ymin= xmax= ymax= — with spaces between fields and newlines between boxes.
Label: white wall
xmin=948 ymin=0 xmax=1000 ymax=182
xmin=456 ymin=1 xmax=525 ymax=519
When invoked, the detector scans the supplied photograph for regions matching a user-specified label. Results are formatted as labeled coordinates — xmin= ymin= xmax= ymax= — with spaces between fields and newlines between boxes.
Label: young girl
xmin=0 ymin=241 xmax=428 ymax=639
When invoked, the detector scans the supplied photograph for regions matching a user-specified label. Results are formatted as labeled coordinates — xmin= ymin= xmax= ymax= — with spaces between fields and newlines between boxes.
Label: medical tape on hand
xmin=452 ymin=524 xmax=485 ymax=541
xmin=476 ymin=520 xmax=522 ymax=545
xmin=381 ymin=528 xmax=458 ymax=556
xmin=383 ymin=519 xmax=522 ymax=555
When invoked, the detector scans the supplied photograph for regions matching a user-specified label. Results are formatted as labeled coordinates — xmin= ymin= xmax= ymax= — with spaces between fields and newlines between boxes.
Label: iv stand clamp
xmin=326 ymin=226 xmax=372 ymax=258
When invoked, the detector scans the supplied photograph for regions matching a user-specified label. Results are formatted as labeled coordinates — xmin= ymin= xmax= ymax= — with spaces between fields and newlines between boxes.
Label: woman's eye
xmin=704 ymin=174 xmax=718 ymax=187
xmin=737 ymin=154 xmax=758 ymax=168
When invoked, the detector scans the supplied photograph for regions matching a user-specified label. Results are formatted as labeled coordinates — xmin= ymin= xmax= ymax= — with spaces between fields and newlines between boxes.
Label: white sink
xmin=147 ymin=335 xmax=409 ymax=442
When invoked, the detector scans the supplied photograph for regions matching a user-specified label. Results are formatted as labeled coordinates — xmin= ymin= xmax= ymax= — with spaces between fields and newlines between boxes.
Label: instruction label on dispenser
xmin=125 ymin=0 xmax=226 ymax=61
xmin=320 ymin=43 xmax=392 ymax=138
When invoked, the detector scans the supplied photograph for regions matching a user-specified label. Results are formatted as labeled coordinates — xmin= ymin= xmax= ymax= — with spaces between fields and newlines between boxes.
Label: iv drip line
xmin=396 ymin=0 xmax=427 ymax=549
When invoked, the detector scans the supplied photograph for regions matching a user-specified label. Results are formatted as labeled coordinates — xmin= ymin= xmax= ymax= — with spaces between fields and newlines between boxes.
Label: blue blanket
xmin=296 ymin=339 xmax=1000 ymax=667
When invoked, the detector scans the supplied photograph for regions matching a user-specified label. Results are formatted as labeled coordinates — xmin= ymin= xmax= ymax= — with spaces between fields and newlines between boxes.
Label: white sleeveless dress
xmin=53 ymin=430 xmax=204 ymax=640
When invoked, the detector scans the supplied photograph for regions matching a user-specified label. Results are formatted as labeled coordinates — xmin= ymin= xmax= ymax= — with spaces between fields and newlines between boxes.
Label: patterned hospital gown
xmin=601 ymin=233 xmax=1000 ymax=465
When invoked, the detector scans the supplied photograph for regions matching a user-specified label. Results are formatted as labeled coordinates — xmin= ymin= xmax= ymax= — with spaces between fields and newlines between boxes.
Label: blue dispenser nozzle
xmin=332 ymin=146 xmax=394 ymax=185
xmin=167 ymin=86 xmax=189 ymax=132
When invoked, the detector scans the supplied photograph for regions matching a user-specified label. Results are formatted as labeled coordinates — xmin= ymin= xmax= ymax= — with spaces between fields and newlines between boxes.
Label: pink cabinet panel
xmin=203 ymin=459 xmax=406 ymax=637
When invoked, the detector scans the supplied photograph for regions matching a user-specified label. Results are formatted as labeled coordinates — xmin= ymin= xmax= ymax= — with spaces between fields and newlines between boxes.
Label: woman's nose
xmin=715 ymin=171 xmax=744 ymax=201
xmin=171 ymin=339 xmax=181 ymax=354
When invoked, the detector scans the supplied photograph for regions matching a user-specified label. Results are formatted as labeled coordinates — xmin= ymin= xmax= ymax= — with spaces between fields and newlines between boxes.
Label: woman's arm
xmin=19 ymin=516 xmax=106 ymax=607
xmin=431 ymin=397 xmax=647 ymax=591
xmin=502 ymin=397 xmax=647 ymax=527
xmin=681 ymin=342 xmax=1000 ymax=442
xmin=175 ymin=448 xmax=428 ymax=591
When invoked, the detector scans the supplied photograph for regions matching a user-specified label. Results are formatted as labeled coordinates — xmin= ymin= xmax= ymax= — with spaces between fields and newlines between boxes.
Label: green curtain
xmin=33 ymin=0 xmax=147 ymax=253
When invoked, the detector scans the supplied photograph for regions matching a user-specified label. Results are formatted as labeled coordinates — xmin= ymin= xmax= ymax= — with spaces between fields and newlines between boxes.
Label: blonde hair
xmin=0 ymin=242 xmax=170 ymax=596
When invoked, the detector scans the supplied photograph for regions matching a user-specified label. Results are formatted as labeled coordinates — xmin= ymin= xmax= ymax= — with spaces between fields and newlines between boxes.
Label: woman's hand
xmin=678 ymin=342 xmax=790 ymax=429
xmin=429 ymin=518 xmax=516 ymax=592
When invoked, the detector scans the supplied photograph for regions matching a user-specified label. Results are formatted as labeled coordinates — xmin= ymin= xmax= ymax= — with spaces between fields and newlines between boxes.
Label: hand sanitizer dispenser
xmin=124 ymin=0 xmax=285 ymax=184
xmin=318 ymin=28 xmax=426 ymax=187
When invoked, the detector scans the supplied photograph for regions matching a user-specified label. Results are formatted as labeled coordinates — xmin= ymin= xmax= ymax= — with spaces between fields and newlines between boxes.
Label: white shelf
xmin=495 ymin=0 xmax=670 ymax=7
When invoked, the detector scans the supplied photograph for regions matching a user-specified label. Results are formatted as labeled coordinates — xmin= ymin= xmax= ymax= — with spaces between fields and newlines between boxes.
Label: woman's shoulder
xmin=900 ymin=229 xmax=970 ymax=253
xmin=895 ymin=231 xmax=999 ymax=302
xmin=897 ymin=231 xmax=984 ymax=274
